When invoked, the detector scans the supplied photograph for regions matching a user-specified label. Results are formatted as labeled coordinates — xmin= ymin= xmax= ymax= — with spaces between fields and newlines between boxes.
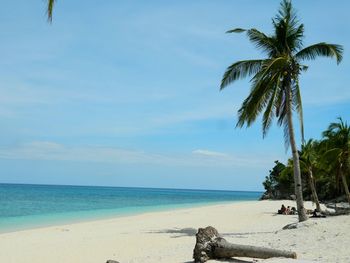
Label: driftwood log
xmin=325 ymin=203 xmax=350 ymax=216
xmin=193 ymin=226 xmax=296 ymax=263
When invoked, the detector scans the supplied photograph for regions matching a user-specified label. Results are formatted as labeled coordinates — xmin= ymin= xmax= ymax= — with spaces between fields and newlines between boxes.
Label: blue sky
xmin=0 ymin=0 xmax=349 ymax=191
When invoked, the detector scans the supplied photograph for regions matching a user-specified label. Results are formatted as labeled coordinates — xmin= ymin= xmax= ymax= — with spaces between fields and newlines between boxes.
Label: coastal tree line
xmin=262 ymin=117 xmax=350 ymax=209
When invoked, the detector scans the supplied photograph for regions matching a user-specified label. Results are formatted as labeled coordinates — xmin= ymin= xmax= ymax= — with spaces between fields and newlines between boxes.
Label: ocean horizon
xmin=0 ymin=183 xmax=262 ymax=233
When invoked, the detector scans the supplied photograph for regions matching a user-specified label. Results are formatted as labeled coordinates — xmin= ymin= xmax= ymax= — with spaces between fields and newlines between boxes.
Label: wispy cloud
xmin=192 ymin=149 xmax=228 ymax=158
xmin=192 ymin=148 xmax=281 ymax=167
xmin=0 ymin=141 xmax=278 ymax=168
xmin=150 ymin=103 xmax=237 ymax=126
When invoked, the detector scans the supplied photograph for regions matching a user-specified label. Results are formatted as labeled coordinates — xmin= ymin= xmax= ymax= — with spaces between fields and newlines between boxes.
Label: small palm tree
xmin=300 ymin=139 xmax=321 ymax=211
xmin=322 ymin=118 xmax=350 ymax=204
xmin=220 ymin=0 xmax=343 ymax=221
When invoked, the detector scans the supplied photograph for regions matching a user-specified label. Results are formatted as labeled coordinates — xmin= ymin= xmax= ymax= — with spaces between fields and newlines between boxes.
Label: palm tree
xmin=322 ymin=118 xmax=350 ymax=204
xmin=220 ymin=0 xmax=343 ymax=222
xmin=300 ymin=140 xmax=321 ymax=211
xmin=47 ymin=0 xmax=55 ymax=22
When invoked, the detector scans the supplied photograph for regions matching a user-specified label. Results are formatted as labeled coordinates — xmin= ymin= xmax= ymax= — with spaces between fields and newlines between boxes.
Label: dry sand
xmin=0 ymin=200 xmax=349 ymax=263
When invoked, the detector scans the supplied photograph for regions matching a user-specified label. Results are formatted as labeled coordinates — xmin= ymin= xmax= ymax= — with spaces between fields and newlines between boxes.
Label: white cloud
xmin=192 ymin=148 xmax=282 ymax=167
xmin=192 ymin=149 xmax=228 ymax=158
xmin=0 ymin=141 xmax=279 ymax=168
xmin=150 ymin=103 xmax=237 ymax=126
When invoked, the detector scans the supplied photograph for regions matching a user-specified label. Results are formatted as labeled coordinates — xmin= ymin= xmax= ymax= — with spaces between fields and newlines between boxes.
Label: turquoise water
xmin=0 ymin=183 xmax=262 ymax=232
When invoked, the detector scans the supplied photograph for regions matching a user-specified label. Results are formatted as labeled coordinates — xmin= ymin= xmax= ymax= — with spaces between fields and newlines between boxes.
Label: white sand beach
xmin=0 ymin=200 xmax=349 ymax=263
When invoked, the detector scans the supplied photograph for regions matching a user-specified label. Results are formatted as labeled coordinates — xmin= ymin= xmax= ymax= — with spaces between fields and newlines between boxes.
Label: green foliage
xmin=263 ymin=160 xmax=286 ymax=193
xmin=262 ymin=118 xmax=350 ymax=201
xmin=262 ymin=160 xmax=295 ymax=199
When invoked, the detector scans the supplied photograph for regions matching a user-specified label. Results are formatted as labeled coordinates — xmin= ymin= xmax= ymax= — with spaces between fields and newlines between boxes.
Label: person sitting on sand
xmin=285 ymin=206 xmax=291 ymax=215
xmin=311 ymin=209 xmax=326 ymax=218
xmin=278 ymin=204 xmax=286 ymax=214
xmin=290 ymin=207 xmax=297 ymax=215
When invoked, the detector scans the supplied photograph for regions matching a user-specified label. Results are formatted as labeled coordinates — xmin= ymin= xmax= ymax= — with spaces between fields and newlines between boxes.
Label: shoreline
xmin=0 ymin=200 xmax=258 ymax=235
xmin=0 ymin=183 xmax=262 ymax=234
xmin=0 ymin=200 xmax=257 ymax=234
xmin=1 ymin=200 xmax=349 ymax=262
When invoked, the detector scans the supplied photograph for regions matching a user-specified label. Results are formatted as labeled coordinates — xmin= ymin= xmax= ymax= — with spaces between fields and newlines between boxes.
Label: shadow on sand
xmin=147 ymin=227 xmax=275 ymax=239
xmin=147 ymin=227 xmax=198 ymax=238
xmin=183 ymin=258 xmax=253 ymax=263
xmin=148 ymin=228 xmax=259 ymax=262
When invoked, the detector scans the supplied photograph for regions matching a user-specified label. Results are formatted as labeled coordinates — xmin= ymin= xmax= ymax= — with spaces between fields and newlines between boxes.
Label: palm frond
xmin=282 ymin=117 xmax=291 ymax=150
xmin=246 ymin=29 xmax=277 ymax=56
xmin=296 ymin=43 xmax=343 ymax=64
xmin=262 ymin=77 xmax=280 ymax=137
xmin=293 ymin=78 xmax=304 ymax=143
xmin=47 ymin=0 xmax=56 ymax=23
xmin=226 ymin=28 xmax=246 ymax=33
xmin=220 ymin=60 xmax=264 ymax=90
xmin=322 ymin=148 xmax=342 ymax=163
xmin=275 ymin=85 xmax=286 ymax=119
xmin=236 ymin=70 xmax=280 ymax=128
xmin=323 ymin=117 xmax=349 ymax=139
xmin=273 ymin=84 xmax=289 ymax=149
xmin=277 ymin=0 xmax=300 ymax=30
xmin=236 ymin=83 xmax=272 ymax=128
xmin=287 ymin=23 xmax=304 ymax=52
xmin=273 ymin=0 xmax=302 ymax=54
xmin=276 ymin=0 xmax=294 ymax=22
xmin=259 ymin=56 xmax=289 ymax=78
xmin=238 ymin=57 xmax=288 ymax=113
xmin=300 ymin=139 xmax=318 ymax=168
xmin=300 ymin=64 xmax=308 ymax=72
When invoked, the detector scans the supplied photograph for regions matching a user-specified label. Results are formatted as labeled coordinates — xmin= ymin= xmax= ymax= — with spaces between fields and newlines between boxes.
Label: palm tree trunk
xmin=308 ymin=168 xmax=321 ymax=211
xmin=286 ymin=87 xmax=308 ymax=222
xmin=340 ymin=166 xmax=350 ymax=204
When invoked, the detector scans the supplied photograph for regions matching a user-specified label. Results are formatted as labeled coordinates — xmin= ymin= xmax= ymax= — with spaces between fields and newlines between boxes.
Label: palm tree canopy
xmin=322 ymin=118 xmax=350 ymax=165
xmin=221 ymin=0 xmax=343 ymax=145
xmin=300 ymin=139 xmax=318 ymax=170
xmin=323 ymin=118 xmax=350 ymax=144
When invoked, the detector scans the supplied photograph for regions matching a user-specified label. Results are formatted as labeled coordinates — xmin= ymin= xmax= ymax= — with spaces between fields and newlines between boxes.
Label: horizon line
xmin=0 ymin=182 xmax=263 ymax=193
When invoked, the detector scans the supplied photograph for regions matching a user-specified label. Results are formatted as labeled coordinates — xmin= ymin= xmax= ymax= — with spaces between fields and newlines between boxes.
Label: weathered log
xmin=193 ymin=226 xmax=296 ymax=263
xmin=324 ymin=203 xmax=350 ymax=216
xmin=214 ymin=237 xmax=296 ymax=259
xmin=193 ymin=226 xmax=220 ymax=262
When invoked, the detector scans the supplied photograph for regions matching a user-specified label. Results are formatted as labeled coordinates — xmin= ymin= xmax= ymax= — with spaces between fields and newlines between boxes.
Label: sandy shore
xmin=0 ymin=200 xmax=349 ymax=263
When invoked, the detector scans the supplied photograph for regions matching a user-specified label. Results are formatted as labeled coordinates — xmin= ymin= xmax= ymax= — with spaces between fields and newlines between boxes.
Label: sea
xmin=0 ymin=183 xmax=262 ymax=233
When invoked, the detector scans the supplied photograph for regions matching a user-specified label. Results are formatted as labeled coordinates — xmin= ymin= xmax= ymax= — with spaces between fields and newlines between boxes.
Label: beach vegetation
xmin=262 ymin=118 xmax=350 ymax=205
xmin=299 ymin=139 xmax=321 ymax=211
xmin=321 ymin=118 xmax=350 ymax=203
